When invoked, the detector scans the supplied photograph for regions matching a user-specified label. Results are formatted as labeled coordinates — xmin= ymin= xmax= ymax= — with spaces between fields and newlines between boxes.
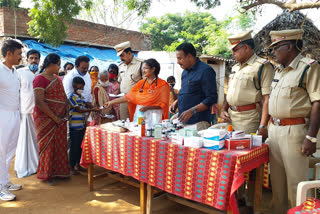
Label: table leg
xmin=88 ymin=163 xmax=94 ymax=191
xmin=254 ymin=164 xmax=264 ymax=214
xmin=146 ymin=184 xmax=153 ymax=214
xmin=140 ymin=182 xmax=147 ymax=214
xmin=227 ymin=210 xmax=233 ymax=214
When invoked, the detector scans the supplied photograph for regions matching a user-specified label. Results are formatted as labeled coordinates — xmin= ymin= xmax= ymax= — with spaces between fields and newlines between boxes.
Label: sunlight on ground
xmin=86 ymin=199 xmax=139 ymax=212
xmin=0 ymin=201 xmax=23 ymax=208
xmin=95 ymin=193 xmax=114 ymax=197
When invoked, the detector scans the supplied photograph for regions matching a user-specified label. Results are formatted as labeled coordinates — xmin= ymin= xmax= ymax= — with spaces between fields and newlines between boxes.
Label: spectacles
xmin=232 ymin=45 xmax=245 ymax=52
xmin=271 ymin=43 xmax=291 ymax=52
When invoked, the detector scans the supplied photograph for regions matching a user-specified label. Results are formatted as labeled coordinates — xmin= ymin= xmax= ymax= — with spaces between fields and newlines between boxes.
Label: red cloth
xmin=33 ymin=75 xmax=70 ymax=180
xmin=81 ymin=127 xmax=269 ymax=213
xmin=288 ymin=198 xmax=320 ymax=214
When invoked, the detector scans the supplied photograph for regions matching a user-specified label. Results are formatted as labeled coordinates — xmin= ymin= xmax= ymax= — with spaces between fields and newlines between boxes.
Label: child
xmin=69 ymin=76 xmax=100 ymax=175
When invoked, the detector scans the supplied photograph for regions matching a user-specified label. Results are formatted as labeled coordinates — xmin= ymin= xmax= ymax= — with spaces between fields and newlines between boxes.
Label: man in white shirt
xmin=14 ymin=49 xmax=40 ymax=178
xmin=0 ymin=39 xmax=23 ymax=201
xmin=63 ymin=56 xmax=92 ymax=105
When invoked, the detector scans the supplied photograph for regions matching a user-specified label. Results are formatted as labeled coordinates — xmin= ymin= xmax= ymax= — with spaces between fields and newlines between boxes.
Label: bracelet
xmin=191 ymin=107 xmax=197 ymax=115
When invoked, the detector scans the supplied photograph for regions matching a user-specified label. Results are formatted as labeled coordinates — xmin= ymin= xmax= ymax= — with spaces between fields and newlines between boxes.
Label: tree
xmin=0 ymin=0 xmax=20 ymax=7
xmin=140 ymin=11 xmax=218 ymax=53
xmin=28 ymin=0 xmax=92 ymax=47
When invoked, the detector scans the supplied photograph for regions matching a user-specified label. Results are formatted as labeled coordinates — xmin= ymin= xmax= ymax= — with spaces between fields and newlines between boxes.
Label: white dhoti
xmin=14 ymin=113 xmax=38 ymax=178
xmin=0 ymin=111 xmax=20 ymax=186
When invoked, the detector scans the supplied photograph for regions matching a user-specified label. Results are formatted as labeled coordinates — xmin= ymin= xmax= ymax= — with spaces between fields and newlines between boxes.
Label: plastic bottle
xmin=227 ymin=125 xmax=233 ymax=139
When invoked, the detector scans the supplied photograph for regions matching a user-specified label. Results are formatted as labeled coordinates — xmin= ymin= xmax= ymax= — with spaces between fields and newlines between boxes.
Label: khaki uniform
xmin=268 ymin=54 xmax=320 ymax=213
xmin=118 ymin=57 xmax=143 ymax=120
xmin=226 ymin=54 xmax=274 ymax=134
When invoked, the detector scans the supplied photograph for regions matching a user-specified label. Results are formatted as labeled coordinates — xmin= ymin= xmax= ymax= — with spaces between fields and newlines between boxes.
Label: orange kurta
xmin=125 ymin=78 xmax=170 ymax=121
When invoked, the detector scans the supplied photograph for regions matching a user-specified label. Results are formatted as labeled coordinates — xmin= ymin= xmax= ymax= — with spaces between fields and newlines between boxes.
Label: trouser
xmin=268 ymin=123 xmax=309 ymax=214
xmin=229 ymin=107 xmax=261 ymax=206
xmin=0 ymin=111 xmax=20 ymax=186
xmin=69 ymin=128 xmax=85 ymax=168
xmin=119 ymin=102 xmax=129 ymax=120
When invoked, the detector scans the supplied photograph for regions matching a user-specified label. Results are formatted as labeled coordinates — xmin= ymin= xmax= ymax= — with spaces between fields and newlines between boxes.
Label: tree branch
xmin=242 ymin=0 xmax=320 ymax=12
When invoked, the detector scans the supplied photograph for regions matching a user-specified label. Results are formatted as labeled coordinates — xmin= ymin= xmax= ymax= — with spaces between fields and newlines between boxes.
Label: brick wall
xmin=0 ymin=7 xmax=152 ymax=50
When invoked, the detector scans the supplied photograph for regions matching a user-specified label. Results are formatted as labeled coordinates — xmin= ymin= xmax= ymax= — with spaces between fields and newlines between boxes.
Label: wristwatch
xmin=258 ymin=125 xmax=267 ymax=129
xmin=191 ymin=107 xmax=197 ymax=115
xmin=306 ymin=135 xmax=317 ymax=143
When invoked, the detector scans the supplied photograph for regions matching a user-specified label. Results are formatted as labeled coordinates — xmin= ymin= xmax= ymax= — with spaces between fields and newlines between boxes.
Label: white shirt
xmin=0 ymin=62 xmax=20 ymax=112
xmin=17 ymin=66 xmax=37 ymax=114
xmin=63 ymin=68 xmax=92 ymax=102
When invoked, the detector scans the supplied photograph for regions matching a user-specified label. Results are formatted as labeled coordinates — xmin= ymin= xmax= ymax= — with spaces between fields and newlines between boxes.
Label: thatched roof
xmin=254 ymin=10 xmax=320 ymax=61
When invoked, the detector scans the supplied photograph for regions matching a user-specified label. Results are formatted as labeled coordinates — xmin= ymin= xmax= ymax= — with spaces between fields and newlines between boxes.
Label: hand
xmin=257 ymin=127 xmax=268 ymax=142
xmin=104 ymin=101 xmax=112 ymax=108
xmin=169 ymin=101 xmax=178 ymax=114
xmin=91 ymin=107 xmax=101 ymax=112
xmin=178 ymin=109 xmax=193 ymax=124
xmin=301 ymin=138 xmax=316 ymax=156
xmin=220 ymin=110 xmax=231 ymax=122
xmin=139 ymin=106 xmax=150 ymax=112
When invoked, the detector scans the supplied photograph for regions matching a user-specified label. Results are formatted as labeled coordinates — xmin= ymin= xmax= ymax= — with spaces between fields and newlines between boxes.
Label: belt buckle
xmin=230 ymin=106 xmax=238 ymax=111
xmin=274 ymin=118 xmax=281 ymax=126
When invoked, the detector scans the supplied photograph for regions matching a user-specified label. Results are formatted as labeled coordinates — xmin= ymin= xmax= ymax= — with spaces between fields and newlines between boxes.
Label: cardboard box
xmin=225 ymin=138 xmax=251 ymax=150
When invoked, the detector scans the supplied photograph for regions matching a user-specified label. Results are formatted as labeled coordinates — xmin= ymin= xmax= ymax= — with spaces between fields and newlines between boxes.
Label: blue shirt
xmin=178 ymin=58 xmax=218 ymax=124
xmin=69 ymin=93 xmax=86 ymax=130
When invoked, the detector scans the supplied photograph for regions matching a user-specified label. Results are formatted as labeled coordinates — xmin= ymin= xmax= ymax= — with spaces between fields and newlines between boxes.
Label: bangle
xmin=191 ymin=107 xmax=197 ymax=115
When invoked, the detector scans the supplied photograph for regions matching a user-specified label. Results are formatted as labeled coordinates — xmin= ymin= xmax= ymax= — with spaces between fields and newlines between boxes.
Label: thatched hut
xmin=254 ymin=10 xmax=320 ymax=61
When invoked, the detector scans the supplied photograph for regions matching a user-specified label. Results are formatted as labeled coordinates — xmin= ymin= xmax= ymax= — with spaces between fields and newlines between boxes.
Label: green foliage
xmin=28 ymin=0 xmax=92 ymax=47
xmin=0 ymin=0 xmax=21 ymax=7
xmin=141 ymin=11 xmax=217 ymax=53
xmin=190 ymin=0 xmax=220 ymax=9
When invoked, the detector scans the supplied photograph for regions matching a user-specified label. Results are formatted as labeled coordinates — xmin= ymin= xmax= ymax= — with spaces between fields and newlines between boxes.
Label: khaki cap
xmin=269 ymin=29 xmax=303 ymax=47
xmin=114 ymin=41 xmax=131 ymax=56
xmin=228 ymin=30 xmax=253 ymax=50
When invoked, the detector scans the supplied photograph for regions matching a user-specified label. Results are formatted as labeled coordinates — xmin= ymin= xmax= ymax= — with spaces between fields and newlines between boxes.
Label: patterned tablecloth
xmin=80 ymin=126 xmax=269 ymax=213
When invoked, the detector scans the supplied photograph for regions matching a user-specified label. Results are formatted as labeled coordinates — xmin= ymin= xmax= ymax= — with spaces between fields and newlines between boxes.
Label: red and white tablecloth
xmin=81 ymin=126 xmax=269 ymax=213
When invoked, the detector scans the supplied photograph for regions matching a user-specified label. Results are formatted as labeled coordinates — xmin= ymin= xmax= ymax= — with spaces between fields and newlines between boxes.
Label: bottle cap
xmin=227 ymin=125 xmax=233 ymax=131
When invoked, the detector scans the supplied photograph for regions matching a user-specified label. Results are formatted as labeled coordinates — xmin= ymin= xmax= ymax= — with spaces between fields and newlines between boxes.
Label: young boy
xmin=69 ymin=76 xmax=100 ymax=175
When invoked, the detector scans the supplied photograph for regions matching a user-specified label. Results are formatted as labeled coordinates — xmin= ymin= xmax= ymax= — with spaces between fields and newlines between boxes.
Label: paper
xmin=109 ymin=93 xmax=125 ymax=98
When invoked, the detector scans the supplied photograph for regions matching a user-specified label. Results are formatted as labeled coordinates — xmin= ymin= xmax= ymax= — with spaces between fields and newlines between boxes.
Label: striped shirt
xmin=69 ymin=92 xmax=86 ymax=130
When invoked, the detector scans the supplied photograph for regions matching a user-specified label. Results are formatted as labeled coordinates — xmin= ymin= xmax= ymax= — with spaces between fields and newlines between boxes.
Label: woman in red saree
xmin=33 ymin=53 xmax=69 ymax=184
xmin=105 ymin=58 xmax=170 ymax=121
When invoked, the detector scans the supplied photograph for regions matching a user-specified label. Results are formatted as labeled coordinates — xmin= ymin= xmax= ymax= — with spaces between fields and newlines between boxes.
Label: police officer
xmin=220 ymin=31 xmax=274 ymax=210
xmin=268 ymin=29 xmax=320 ymax=213
xmin=114 ymin=41 xmax=144 ymax=120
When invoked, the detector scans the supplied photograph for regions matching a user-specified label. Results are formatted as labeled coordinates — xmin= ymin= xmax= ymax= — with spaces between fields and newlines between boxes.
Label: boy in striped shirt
xmin=69 ymin=77 xmax=100 ymax=175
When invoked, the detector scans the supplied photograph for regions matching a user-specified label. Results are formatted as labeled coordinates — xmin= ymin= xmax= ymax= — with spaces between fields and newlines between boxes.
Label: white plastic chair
xmin=296 ymin=163 xmax=320 ymax=206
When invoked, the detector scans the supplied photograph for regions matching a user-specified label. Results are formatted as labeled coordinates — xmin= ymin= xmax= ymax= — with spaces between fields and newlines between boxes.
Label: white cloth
xmin=0 ymin=111 xmax=20 ymax=185
xmin=63 ymin=68 xmax=92 ymax=102
xmin=0 ymin=62 xmax=20 ymax=111
xmin=17 ymin=67 xmax=36 ymax=114
xmin=14 ymin=113 xmax=38 ymax=178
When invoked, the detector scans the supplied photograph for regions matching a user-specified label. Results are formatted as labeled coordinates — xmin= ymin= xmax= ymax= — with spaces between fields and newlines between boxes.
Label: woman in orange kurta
xmin=105 ymin=58 xmax=170 ymax=121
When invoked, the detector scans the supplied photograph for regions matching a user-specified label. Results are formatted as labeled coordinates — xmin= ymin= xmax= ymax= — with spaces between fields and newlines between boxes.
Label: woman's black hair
xmin=143 ymin=58 xmax=160 ymax=77
xmin=89 ymin=66 xmax=99 ymax=72
xmin=63 ymin=62 xmax=74 ymax=70
xmin=108 ymin=64 xmax=119 ymax=75
xmin=39 ymin=53 xmax=60 ymax=73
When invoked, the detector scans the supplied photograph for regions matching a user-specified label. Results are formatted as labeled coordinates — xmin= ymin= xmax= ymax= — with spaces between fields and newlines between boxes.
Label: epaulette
xmin=298 ymin=58 xmax=318 ymax=89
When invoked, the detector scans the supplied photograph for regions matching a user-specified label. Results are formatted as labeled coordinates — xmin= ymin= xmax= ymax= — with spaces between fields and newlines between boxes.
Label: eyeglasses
xmin=232 ymin=45 xmax=245 ymax=52
xmin=271 ymin=43 xmax=291 ymax=52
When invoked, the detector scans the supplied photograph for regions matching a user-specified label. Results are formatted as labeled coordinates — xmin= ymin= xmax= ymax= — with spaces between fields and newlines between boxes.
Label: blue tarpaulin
xmin=22 ymin=40 xmax=121 ymax=70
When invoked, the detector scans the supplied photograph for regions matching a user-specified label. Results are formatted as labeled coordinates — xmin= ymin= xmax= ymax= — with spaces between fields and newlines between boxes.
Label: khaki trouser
xmin=229 ymin=107 xmax=261 ymax=206
xmin=228 ymin=107 xmax=261 ymax=134
xmin=268 ymin=123 xmax=309 ymax=214
xmin=119 ymin=103 xmax=130 ymax=120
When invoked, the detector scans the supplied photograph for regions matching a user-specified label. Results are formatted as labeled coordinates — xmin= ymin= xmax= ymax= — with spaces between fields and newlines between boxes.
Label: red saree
xmin=125 ymin=78 xmax=170 ymax=121
xmin=33 ymin=75 xmax=70 ymax=180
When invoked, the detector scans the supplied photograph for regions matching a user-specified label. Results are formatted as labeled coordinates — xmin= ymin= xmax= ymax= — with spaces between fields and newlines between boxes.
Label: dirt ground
xmin=0 ymin=159 xmax=273 ymax=214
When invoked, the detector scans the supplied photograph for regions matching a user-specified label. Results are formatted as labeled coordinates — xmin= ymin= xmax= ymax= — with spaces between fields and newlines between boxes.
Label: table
xmin=80 ymin=126 xmax=269 ymax=214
